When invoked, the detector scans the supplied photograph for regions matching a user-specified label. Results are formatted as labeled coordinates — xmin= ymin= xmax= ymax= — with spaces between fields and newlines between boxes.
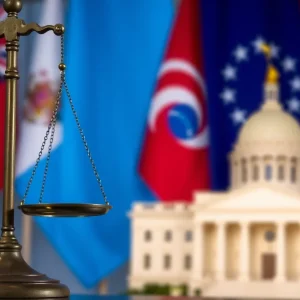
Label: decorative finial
xmin=260 ymin=43 xmax=279 ymax=84
xmin=261 ymin=43 xmax=272 ymax=61
xmin=3 ymin=0 xmax=22 ymax=14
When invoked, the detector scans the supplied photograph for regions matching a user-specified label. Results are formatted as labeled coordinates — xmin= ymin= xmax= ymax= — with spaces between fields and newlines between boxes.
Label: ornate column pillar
xmin=275 ymin=222 xmax=286 ymax=282
xmin=239 ymin=222 xmax=250 ymax=281
xmin=216 ymin=221 xmax=226 ymax=281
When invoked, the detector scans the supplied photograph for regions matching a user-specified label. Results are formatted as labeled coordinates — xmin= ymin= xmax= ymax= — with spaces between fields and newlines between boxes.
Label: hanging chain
xmin=21 ymin=80 xmax=62 ymax=205
xmin=38 ymin=80 xmax=63 ymax=203
xmin=37 ymin=34 xmax=65 ymax=203
xmin=62 ymin=79 xmax=109 ymax=206
xmin=21 ymin=34 xmax=109 ymax=207
xmin=59 ymin=34 xmax=109 ymax=206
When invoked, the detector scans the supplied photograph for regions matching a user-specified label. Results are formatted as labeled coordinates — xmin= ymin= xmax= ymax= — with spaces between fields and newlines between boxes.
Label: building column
xmin=216 ymin=222 xmax=226 ymax=281
xmin=192 ymin=222 xmax=204 ymax=281
xmin=239 ymin=222 xmax=250 ymax=281
xmin=231 ymin=160 xmax=237 ymax=189
xmin=274 ymin=157 xmax=279 ymax=182
xmin=258 ymin=157 xmax=264 ymax=183
xmin=286 ymin=158 xmax=291 ymax=185
xmin=275 ymin=222 xmax=286 ymax=282
xmin=236 ymin=160 xmax=241 ymax=188
xmin=283 ymin=158 xmax=289 ymax=185
xmin=248 ymin=158 xmax=253 ymax=182
xmin=173 ymin=226 xmax=182 ymax=275
xmin=270 ymin=157 xmax=276 ymax=183
xmin=296 ymin=159 xmax=300 ymax=191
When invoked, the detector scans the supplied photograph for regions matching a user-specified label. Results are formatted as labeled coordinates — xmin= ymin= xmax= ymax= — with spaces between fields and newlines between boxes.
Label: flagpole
xmin=0 ymin=0 xmax=69 ymax=298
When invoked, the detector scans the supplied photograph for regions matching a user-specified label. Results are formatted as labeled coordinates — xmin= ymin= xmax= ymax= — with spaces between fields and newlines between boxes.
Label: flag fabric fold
xmin=16 ymin=0 xmax=173 ymax=288
xmin=16 ymin=0 xmax=63 ymax=180
xmin=0 ymin=7 xmax=7 ymax=189
xmin=139 ymin=0 xmax=210 ymax=202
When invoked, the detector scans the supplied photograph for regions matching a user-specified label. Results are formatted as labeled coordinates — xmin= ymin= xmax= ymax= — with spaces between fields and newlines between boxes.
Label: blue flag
xmin=201 ymin=0 xmax=300 ymax=190
xmin=16 ymin=0 xmax=173 ymax=288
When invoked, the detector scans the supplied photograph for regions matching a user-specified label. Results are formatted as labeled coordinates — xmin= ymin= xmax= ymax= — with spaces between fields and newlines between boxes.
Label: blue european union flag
xmin=201 ymin=0 xmax=300 ymax=190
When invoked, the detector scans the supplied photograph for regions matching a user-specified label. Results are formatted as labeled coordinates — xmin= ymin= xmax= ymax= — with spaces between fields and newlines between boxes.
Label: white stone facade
xmin=128 ymin=63 xmax=300 ymax=298
xmin=129 ymin=203 xmax=193 ymax=289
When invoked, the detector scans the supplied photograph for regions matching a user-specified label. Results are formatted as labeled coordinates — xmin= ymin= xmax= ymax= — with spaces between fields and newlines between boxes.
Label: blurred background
xmin=1 ymin=0 xmax=300 ymax=298
xmin=0 ymin=0 xmax=176 ymax=296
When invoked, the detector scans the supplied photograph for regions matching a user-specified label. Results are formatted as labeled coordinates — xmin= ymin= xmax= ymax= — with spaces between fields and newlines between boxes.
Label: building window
xmin=164 ymin=254 xmax=171 ymax=270
xmin=144 ymin=254 xmax=151 ymax=269
xmin=278 ymin=165 xmax=284 ymax=181
xmin=291 ymin=166 xmax=297 ymax=183
xmin=144 ymin=230 xmax=152 ymax=242
xmin=185 ymin=230 xmax=193 ymax=242
xmin=165 ymin=230 xmax=172 ymax=242
xmin=253 ymin=164 xmax=259 ymax=181
xmin=184 ymin=255 xmax=192 ymax=270
xmin=265 ymin=231 xmax=275 ymax=242
xmin=265 ymin=165 xmax=272 ymax=181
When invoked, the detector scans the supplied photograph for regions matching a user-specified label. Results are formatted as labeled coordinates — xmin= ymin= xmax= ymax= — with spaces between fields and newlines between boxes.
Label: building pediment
xmin=194 ymin=185 xmax=300 ymax=212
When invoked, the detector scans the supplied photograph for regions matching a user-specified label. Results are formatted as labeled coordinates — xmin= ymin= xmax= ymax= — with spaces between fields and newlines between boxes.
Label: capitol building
xmin=128 ymin=58 xmax=300 ymax=298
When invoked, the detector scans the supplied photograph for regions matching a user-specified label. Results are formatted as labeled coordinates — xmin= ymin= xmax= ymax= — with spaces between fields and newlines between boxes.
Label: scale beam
xmin=0 ymin=20 xmax=64 ymax=41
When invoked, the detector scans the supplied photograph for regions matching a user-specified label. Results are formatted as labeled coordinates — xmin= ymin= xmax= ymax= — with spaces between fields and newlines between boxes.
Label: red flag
xmin=0 ymin=7 xmax=6 ymax=189
xmin=139 ymin=0 xmax=210 ymax=202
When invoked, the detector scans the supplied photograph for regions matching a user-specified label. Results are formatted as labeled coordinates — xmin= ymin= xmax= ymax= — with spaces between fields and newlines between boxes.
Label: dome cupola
xmin=230 ymin=44 xmax=300 ymax=191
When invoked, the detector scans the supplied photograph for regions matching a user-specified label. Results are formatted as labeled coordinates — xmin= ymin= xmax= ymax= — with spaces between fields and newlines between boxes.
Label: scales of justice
xmin=0 ymin=0 xmax=112 ymax=298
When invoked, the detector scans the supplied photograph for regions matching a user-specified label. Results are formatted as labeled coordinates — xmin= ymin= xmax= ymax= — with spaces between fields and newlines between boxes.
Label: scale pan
xmin=18 ymin=203 xmax=112 ymax=217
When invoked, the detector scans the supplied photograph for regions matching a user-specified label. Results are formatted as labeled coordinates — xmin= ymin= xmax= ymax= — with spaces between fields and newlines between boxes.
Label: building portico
xmin=188 ymin=184 xmax=300 ymax=297
xmin=191 ymin=220 xmax=298 ymax=283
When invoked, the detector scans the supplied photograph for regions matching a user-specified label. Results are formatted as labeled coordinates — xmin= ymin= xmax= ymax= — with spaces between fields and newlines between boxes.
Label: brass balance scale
xmin=0 ymin=0 xmax=112 ymax=298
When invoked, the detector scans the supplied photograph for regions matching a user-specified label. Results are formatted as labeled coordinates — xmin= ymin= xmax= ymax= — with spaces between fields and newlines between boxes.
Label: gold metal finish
xmin=19 ymin=203 xmax=112 ymax=217
xmin=18 ymin=34 xmax=110 ymax=217
xmin=0 ymin=0 xmax=70 ymax=298
xmin=3 ymin=0 xmax=22 ymax=14
xmin=59 ymin=63 xmax=66 ymax=71
xmin=260 ymin=42 xmax=280 ymax=84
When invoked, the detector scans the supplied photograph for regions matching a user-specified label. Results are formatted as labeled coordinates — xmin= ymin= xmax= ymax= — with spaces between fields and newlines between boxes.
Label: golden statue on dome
xmin=260 ymin=43 xmax=279 ymax=84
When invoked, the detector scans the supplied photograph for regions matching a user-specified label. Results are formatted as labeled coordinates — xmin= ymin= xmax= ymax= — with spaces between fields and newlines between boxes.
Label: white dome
xmin=238 ymin=102 xmax=300 ymax=144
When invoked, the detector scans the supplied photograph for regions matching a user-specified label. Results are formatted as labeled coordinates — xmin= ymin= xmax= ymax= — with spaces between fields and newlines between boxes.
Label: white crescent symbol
xmin=149 ymin=86 xmax=201 ymax=130
xmin=148 ymin=59 xmax=209 ymax=149
xmin=158 ymin=59 xmax=207 ymax=96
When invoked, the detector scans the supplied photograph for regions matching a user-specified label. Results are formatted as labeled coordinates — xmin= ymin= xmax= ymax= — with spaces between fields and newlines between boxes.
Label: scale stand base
xmin=0 ymin=234 xmax=70 ymax=299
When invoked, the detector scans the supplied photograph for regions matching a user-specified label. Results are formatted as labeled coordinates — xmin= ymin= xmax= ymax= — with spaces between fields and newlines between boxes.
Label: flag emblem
xmin=24 ymin=70 xmax=58 ymax=124
xmin=220 ymin=35 xmax=300 ymax=139
xmin=139 ymin=0 xmax=210 ymax=201
xmin=148 ymin=59 xmax=208 ymax=149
